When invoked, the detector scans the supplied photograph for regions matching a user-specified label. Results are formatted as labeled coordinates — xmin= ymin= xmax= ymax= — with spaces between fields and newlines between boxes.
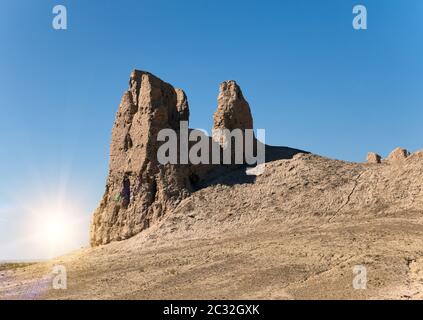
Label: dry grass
xmin=0 ymin=263 xmax=36 ymax=272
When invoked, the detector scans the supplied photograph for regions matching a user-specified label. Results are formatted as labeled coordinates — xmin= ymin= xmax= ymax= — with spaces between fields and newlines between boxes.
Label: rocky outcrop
xmin=212 ymin=80 xmax=253 ymax=145
xmin=367 ymin=152 xmax=381 ymax=164
xmin=387 ymin=147 xmax=410 ymax=163
xmin=91 ymin=71 xmax=259 ymax=246
xmin=212 ymin=80 xmax=256 ymax=165
xmin=90 ymin=71 xmax=193 ymax=246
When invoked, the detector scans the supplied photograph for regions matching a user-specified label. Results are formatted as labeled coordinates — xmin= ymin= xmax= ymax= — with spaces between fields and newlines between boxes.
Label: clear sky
xmin=1 ymin=0 xmax=422 ymax=260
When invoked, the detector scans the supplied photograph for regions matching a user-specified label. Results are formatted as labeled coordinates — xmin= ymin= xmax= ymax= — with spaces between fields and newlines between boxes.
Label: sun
xmin=26 ymin=201 xmax=81 ymax=258
xmin=39 ymin=214 xmax=72 ymax=244
xmin=33 ymin=205 xmax=74 ymax=245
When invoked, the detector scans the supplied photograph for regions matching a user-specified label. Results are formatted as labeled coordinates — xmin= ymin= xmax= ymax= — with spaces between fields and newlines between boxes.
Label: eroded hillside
xmin=2 ymin=151 xmax=423 ymax=300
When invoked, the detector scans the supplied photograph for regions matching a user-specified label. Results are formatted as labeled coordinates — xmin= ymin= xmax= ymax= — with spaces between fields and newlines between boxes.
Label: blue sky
xmin=0 ymin=0 xmax=422 ymax=260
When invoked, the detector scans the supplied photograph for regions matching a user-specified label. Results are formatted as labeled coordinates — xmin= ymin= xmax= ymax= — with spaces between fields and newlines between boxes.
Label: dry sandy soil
xmin=1 ymin=151 xmax=423 ymax=300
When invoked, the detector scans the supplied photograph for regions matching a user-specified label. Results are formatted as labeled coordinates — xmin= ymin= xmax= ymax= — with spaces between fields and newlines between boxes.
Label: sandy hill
xmin=1 ymin=150 xmax=423 ymax=300
xmin=1 ymin=71 xmax=422 ymax=300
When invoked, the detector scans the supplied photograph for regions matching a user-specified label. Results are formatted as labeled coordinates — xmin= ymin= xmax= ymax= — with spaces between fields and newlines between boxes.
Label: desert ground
xmin=1 ymin=151 xmax=423 ymax=300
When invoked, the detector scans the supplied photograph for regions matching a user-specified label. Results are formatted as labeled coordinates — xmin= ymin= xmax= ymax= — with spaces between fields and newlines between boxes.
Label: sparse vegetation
xmin=0 ymin=263 xmax=36 ymax=271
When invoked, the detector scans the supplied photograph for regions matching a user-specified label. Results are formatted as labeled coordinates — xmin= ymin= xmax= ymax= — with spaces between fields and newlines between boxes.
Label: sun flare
xmin=24 ymin=199 xmax=84 ymax=258
xmin=37 ymin=214 xmax=72 ymax=244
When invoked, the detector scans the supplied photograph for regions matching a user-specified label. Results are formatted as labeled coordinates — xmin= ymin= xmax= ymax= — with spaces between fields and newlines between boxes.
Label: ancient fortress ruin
xmin=90 ymin=70 xmax=260 ymax=246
